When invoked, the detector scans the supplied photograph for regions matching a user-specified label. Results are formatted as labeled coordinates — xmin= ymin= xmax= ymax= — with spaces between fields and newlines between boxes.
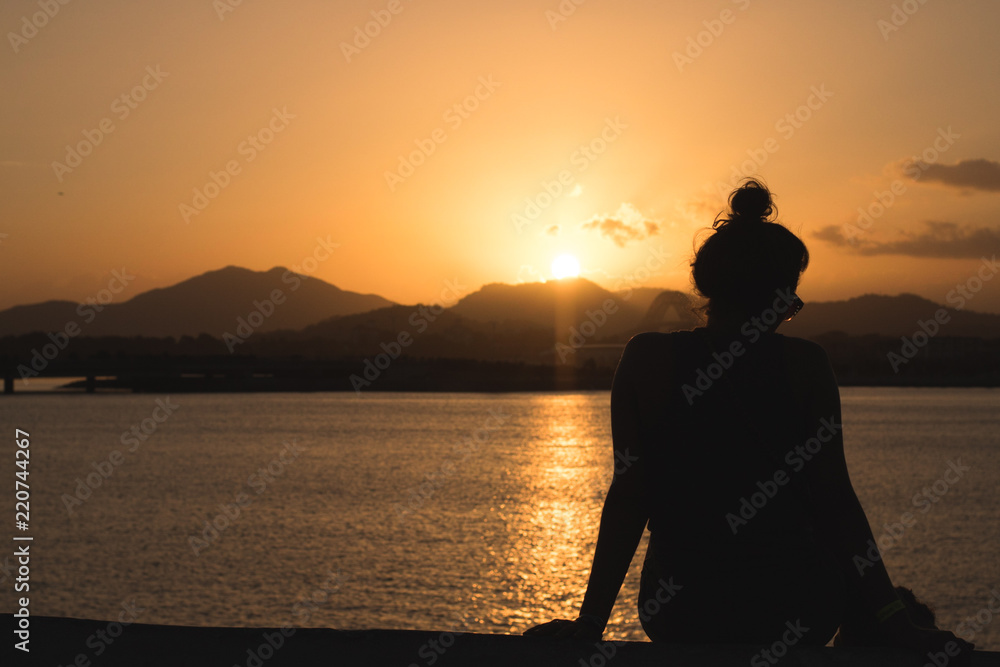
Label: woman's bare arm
xmin=790 ymin=339 xmax=974 ymax=660
xmin=789 ymin=339 xmax=902 ymax=614
xmin=578 ymin=336 xmax=652 ymax=623
xmin=524 ymin=335 xmax=651 ymax=638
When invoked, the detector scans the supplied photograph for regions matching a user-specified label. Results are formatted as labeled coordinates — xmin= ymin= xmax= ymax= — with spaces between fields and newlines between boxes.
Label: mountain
xmin=280 ymin=304 xmax=557 ymax=363
xmin=0 ymin=266 xmax=394 ymax=339
xmin=625 ymin=286 xmax=679 ymax=315
xmin=780 ymin=293 xmax=1000 ymax=339
xmin=5 ymin=266 xmax=1000 ymax=345
xmin=447 ymin=277 xmax=648 ymax=336
xmin=637 ymin=290 xmax=701 ymax=332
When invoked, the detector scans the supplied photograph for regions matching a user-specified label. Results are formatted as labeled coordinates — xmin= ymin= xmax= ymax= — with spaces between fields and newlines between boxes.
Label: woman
xmin=524 ymin=180 xmax=975 ymax=661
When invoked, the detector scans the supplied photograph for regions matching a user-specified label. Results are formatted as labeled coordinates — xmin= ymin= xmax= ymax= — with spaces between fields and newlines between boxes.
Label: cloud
xmin=904 ymin=158 xmax=1000 ymax=192
xmin=814 ymin=221 xmax=1000 ymax=258
xmin=580 ymin=203 xmax=660 ymax=248
xmin=516 ymin=264 xmax=543 ymax=283
xmin=813 ymin=225 xmax=852 ymax=246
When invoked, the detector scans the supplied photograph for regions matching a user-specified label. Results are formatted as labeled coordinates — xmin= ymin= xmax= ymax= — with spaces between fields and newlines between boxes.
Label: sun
xmin=551 ymin=254 xmax=580 ymax=279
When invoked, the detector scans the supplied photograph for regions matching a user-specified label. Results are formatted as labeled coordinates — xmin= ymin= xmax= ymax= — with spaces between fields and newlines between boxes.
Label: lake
xmin=1 ymin=388 xmax=997 ymax=649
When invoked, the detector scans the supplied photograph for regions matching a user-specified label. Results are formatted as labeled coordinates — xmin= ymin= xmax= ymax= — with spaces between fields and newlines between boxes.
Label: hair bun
xmin=727 ymin=179 xmax=774 ymax=224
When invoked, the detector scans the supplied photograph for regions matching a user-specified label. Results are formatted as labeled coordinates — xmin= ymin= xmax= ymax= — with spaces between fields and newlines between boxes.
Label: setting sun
xmin=551 ymin=254 xmax=581 ymax=279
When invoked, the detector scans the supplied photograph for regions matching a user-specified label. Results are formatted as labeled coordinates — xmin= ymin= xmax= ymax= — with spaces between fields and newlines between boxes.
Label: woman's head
xmin=691 ymin=179 xmax=809 ymax=322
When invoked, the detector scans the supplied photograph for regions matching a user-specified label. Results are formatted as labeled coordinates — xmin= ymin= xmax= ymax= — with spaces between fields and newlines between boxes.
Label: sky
xmin=2 ymin=0 xmax=999 ymax=313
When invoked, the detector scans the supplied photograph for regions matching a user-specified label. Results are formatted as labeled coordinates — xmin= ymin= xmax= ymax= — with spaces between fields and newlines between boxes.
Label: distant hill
xmin=5 ymin=266 xmax=1000 ymax=346
xmin=0 ymin=266 xmax=394 ymax=339
xmin=447 ymin=277 xmax=648 ymax=336
xmin=281 ymin=280 xmax=699 ymax=363
xmin=780 ymin=293 xmax=1000 ymax=339
xmin=637 ymin=290 xmax=701 ymax=332
xmin=615 ymin=286 xmax=674 ymax=315
xmin=279 ymin=303 xmax=554 ymax=362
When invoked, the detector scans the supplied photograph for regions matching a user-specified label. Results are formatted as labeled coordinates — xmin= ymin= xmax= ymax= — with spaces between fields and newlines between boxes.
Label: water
xmin=1 ymin=388 xmax=997 ymax=648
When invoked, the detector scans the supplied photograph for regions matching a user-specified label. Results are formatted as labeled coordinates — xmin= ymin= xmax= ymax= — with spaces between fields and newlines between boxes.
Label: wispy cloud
xmin=905 ymin=158 xmax=1000 ymax=192
xmin=516 ymin=264 xmax=543 ymax=283
xmin=580 ymin=203 xmax=660 ymax=248
xmin=815 ymin=221 xmax=1000 ymax=258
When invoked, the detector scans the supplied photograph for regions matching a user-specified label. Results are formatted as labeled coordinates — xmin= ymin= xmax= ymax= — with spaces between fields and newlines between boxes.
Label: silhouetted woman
xmin=525 ymin=180 xmax=974 ymax=661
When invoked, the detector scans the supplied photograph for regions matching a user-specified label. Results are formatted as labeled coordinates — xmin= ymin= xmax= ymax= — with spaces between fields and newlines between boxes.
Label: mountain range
xmin=0 ymin=266 xmax=393 ymax=339
xmin=2 ymin=265 xmax=999 ymax=342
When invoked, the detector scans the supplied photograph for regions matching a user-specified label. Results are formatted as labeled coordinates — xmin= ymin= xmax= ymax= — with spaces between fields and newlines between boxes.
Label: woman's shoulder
xmin=624 ymin=329 xmax=699 ymax=353
xmin=776 ymin=334 xmax=831 ymax=366
xmin=775 ymin=335 xmax=837 ymax=394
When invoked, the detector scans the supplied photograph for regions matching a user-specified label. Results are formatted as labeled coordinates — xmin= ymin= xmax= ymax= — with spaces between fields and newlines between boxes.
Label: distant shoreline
xmin=7 ymin=380 xmax=999 ymax=396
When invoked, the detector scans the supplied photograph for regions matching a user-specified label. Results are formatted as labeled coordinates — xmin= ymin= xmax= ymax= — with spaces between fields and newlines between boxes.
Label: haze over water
xmin=1 ymin=388 xmax=997 ymax=648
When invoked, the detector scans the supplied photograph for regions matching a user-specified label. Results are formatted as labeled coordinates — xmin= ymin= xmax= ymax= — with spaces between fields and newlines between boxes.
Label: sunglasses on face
xmin=784 ymin=295 xmax=804 ymax=322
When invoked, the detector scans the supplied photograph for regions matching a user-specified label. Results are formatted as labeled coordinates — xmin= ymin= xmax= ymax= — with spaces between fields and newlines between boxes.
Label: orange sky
xmin=2 ymin=0 xmax=999 ymax=312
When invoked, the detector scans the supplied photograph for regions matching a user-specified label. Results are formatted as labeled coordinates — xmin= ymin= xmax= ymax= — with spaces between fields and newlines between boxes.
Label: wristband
xmin=875 ymin=599 xmax=906 ymax=624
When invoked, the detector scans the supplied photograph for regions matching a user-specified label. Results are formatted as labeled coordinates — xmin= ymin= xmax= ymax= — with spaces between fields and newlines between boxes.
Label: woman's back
xmin=624 ymin=328 xmax=848 ymax=643
xmin=526 ymin=181 xmax=974 ymax=663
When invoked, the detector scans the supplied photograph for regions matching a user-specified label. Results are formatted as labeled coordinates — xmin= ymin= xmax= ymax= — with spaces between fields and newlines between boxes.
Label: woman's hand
xmin=883 ymin=621 xmax=975 ymax=667
xmin=523 ymin=618 xmax=604 ymax=641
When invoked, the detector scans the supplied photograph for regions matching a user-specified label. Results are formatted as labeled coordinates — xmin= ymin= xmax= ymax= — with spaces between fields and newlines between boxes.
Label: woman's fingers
xmin=523 ymin=619 xmax=572 ymax=636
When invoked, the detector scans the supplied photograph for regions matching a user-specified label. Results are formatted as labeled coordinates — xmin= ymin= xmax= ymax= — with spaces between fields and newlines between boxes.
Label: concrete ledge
xmin=6 ymin=615 xmax=999 ymax=666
